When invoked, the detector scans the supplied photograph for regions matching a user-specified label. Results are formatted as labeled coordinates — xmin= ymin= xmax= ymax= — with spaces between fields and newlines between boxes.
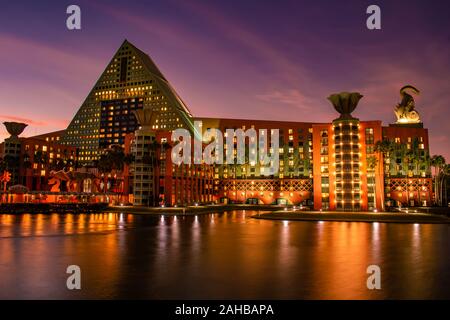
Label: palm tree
xmin=108 ymin=145 xmax=126 ymax=171
xmin=303 ymin=157 xmax=311 ymax=178
xmin=439 ymin=163 xmax=450 ymax=206
xmin=443 ymin=164 xmax=450 ymax=205
xmin=95 ymin=145 xmax=129 ymax=194
xmin=374 ymin=139 xmax=394 ymax=210
xmin=410 ymin=137 xmax=421 ymax=176
xmin=430 ymin=155 xmax=446 ymax=206
xmin=96 ymin=154 xmax=113 ymax=193
xmin=394 ymin=142 xmax=408 ymax=177
xmin=407 ymin=138 xmax=429 ymax=205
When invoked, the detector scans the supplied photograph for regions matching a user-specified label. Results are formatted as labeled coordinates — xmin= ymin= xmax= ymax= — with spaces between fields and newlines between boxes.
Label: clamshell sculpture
xmin=3 ymin=122 xmax=28 ymax=138
xmin=328 ymin=92 xmax=363 ymax=120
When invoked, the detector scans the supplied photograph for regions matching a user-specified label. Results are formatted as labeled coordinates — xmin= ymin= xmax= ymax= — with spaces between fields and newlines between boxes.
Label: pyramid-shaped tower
xmin=61 ymin=39 xmax=195 ymax=164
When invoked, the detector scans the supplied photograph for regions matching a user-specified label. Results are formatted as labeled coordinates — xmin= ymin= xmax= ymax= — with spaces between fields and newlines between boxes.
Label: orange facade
xmin=0 ymin=132 xmax=77 ymax=191
xmin=121 ymin=118 xmax=433 ymax=210
xmin=124 ymin=131 xmax=215 ymax=206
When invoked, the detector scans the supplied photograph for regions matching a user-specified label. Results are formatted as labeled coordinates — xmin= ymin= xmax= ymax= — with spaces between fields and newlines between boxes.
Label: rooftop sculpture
xmin=3 ymin=122 xmax=28 ymax=139
xmin=394 ymin=85 xmax=421 ymax=124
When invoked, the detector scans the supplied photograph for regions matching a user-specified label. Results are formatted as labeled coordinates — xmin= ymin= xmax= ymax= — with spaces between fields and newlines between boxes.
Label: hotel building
xmin=0 ymin=129 xmax=77 ymax=191
xmin=9 ymin=40 xmax=433 ymax=211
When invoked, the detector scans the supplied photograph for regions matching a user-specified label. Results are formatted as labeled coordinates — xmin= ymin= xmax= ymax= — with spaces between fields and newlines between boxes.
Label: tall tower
xmin=132 ymin=109 xmax=157 ymax=206
xmin=328 ymin=92 xmax=363 ymax=211
xmin=2 ymin=122 xmax=28 ymax=185
xmin=61 ymin=40 xmax=195 ymax=165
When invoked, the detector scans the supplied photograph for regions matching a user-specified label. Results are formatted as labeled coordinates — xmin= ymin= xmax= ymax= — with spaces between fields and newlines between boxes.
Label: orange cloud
xmin=0 ymin=115 xmax=47 ymax=126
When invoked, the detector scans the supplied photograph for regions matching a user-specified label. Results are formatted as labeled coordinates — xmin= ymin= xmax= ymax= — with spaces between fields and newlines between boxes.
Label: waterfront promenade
xmin=253 ymin=210 xmax=450 ymax=224
xmin=0 ymin=202 xmax=448 ymax=223
xmin=107 ymin=204 xmax=450 ymax=224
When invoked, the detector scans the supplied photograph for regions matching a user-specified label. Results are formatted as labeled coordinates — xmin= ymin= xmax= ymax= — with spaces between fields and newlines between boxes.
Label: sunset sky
xmin=0 ymin=0 xmax=449 ymax=159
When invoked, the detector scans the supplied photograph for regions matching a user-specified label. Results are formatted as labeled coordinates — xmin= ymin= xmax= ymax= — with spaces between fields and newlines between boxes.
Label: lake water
xmin=0 ymin=211 xmax=448 ymax=299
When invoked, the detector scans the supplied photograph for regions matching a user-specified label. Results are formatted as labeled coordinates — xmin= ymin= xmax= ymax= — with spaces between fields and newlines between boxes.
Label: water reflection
xmin=0 ymin=211 xmax=448 ymax=299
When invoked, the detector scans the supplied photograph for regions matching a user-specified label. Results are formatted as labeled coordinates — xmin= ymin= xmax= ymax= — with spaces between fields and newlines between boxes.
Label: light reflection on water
xmin=0 ymin=211 xmax=448 ymax=299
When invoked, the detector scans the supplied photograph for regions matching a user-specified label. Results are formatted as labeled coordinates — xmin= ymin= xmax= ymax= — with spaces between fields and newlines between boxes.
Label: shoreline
xmin=0 ymin=203 xmax=448 ymax=223
xmin=252 ymin=211 xmax=450 ymax=224
xmin=107 ymin=204 xmax=282 ymax=215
